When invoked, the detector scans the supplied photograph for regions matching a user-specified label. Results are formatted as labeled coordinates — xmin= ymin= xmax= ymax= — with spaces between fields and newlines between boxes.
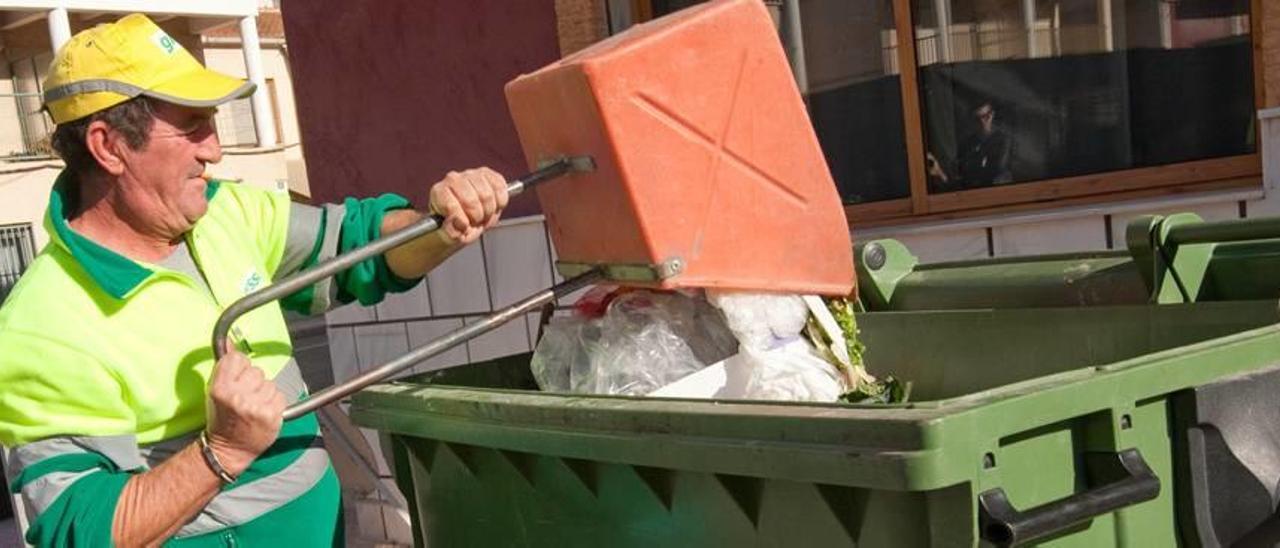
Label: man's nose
xmin=195 ymin=127 xmax=223 ymax=164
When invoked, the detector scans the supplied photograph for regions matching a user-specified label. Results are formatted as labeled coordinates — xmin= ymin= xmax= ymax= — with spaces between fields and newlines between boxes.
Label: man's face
xmin=975 ymin=104 xmax=995 ymax=134
xmin=115 ymin=102 xmax=222 ymax=236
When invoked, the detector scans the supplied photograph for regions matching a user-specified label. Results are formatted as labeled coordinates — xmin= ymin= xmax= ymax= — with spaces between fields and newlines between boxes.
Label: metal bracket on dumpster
xmin=854 ymin=240 xmax=918 ymax=310
xmin=1126 ymin=214 xmax=1214 ymax=304
xmin=556 ymin=258 xmax=684 ymax=283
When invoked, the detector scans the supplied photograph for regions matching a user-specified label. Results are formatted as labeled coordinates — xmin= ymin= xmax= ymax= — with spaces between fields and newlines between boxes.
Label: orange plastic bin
xmin=505 ymin=0 xmax=854 ymax=296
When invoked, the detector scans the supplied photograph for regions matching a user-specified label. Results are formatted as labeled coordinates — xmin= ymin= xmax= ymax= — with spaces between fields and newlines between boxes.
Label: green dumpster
xmin=349 ymin=213 xmax=1280 ymax=547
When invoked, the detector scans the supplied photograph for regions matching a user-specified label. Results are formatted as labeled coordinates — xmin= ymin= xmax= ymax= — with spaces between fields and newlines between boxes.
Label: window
xmin=9 ymin=54 xmax=55 ymax=157
xmin=0 ymin=224 xmax=36 ymax=303
xmin=799 ymin=0 xmax=911 ymax=204
xmin=213 ymin=94 xmax=259 ymax=146
xmin=213 ymin=78 xmax=282 ymax=147
xmin=915 ymin=0 xmax=1255 ymax=193
xmin=624 ymin=0 xmax=1262 ymax=223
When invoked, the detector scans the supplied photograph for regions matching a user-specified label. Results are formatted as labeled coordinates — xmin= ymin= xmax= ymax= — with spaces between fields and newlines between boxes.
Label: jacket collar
xmin=43 ymin=169 xmax=221 ymax=299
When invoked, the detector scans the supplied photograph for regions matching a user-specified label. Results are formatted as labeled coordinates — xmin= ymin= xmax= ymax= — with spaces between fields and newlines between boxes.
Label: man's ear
xmin=85 ymin=120 xmax=126 ymax=176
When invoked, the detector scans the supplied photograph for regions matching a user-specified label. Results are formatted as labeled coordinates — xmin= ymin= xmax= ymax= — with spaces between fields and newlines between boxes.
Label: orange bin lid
xmin=504 ymin=0 xmax=854 ymax=296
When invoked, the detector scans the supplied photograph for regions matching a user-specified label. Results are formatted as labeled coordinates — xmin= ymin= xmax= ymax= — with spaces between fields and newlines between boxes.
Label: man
xmin=927 ymin=101 xmax=1014 ymax=190
xmin=0 ymin=14 xmax=508 ymax=546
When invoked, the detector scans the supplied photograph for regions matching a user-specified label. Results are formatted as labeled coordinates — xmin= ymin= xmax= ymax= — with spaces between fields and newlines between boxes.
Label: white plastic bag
xmin=530 ymin=290 xmax=738 ymax=396
xmin=651 ymin=339 xmax=843 ymax=402
xmin=699 ymin=290 xmax=845 ymax=402
xmin=705 ymin=291 xmax=810 ymax=351
xmin=729 ymin=340 xmax=844 ymax=402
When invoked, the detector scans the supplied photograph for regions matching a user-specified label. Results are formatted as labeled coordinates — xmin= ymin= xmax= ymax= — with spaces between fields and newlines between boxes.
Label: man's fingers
xmin=479 ymin=168 xmax=508 ymax=212
xmin=430 ymin=187 xmax=467 ymax=242
xmin=450 ymin=178 xmax=485 ymax=225
xmin=466 ymin=173 xmax=498 ymax=221
xmin=214 ymin=349 xmax=246 ymax=381
xmin=429 ymin=167 xmax=510 ymax=244
xmin=483 ymin=169 xmax=506 ymax=210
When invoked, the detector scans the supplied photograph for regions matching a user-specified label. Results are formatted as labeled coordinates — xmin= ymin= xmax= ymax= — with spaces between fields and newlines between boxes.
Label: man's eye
xmin=182 ymin=119 xmax=211 ymax=133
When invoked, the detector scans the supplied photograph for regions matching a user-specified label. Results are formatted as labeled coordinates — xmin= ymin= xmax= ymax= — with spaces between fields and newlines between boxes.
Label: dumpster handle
xmin=977 ymin=448 xmax=1160 ymax=547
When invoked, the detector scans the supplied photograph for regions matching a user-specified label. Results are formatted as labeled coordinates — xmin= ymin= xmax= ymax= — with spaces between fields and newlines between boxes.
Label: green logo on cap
xmin=151 ymin=30 xmax=177 ymax=55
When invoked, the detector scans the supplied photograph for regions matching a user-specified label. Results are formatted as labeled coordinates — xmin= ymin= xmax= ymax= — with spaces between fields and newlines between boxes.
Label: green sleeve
xmin=12 ymin=453 xmax=134 ymax=548
xmin=333 ymin=193 xmax=424 ymax=307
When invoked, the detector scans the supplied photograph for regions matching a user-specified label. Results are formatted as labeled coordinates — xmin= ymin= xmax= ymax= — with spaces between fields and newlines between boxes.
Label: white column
xmin=933 ymin=0 xmax=953 ymax=63
xmin=1053 ymin=3 xmax=1063 ymax=55
xmin=1158 ymin=1 xmax=1173 ymax=49
xmin=1023 ymin=0 xmax=1037 ymax=58
xmin=48 ymin=7 xmax=72 ymax=53
xmin=1097 ymin=0 xmax=1114 ymax=52
xmin=1231 ymin=14 xmax=1247 ymax=37
xmin=238 ymin=16 xmax=277 ymax=147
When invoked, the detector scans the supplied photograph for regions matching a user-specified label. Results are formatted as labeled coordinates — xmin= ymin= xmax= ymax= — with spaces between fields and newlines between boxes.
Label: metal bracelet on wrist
xmin=198 ymin=430 xmax=239 ymax=485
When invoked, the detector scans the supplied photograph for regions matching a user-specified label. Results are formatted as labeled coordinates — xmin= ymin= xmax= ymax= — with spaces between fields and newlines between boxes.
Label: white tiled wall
xmin=992 ymin=216 xmax=1108 ymax=256
xmin=426 ymin=242 xmax=492 ymax=315
xmin=326 ymin=326 xmax=359 ymax=382
xmin=483 ymin=221 xmax=555 ymax=308
xmin=891 ymin=228 xmax=990 ymax=263
xmin=464 ymin=315 xmax=532 ymax=363
xmin=352 ymin=324 xmax=410 ymax=376
xmin=326 ymin=217 xmax=556 ymax=379
xmin=404 ymin=318 xmax=470 ymax=373
xmin=375 ymin=281 xmax=431 ymax=322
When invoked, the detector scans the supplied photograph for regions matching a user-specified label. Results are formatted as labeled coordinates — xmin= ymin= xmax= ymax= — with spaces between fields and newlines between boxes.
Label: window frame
xmin=622 ymin=0 xmax=1268 ymax=227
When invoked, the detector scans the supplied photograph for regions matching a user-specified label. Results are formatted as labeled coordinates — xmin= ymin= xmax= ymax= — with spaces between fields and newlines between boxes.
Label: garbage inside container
xmin=532 ymin=287 xmax=905 ymax=403
xmin=530 ymin=289 xmax=737 ymax=395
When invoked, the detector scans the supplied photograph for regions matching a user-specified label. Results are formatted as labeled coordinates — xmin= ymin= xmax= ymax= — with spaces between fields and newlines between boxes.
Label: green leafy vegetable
xmin=805 ymin=296 xmax=911 ymax=404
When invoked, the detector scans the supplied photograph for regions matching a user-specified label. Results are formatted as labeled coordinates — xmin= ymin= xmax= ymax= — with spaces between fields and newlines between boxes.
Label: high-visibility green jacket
xmin=0 ymin=169 xmax=419 ymax=547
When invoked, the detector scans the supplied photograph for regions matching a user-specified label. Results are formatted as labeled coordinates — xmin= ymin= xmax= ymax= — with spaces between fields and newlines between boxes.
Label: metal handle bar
xmin=209 ymin=156 xmax=592 ymax=417
xmin=284 ymin=269 xmax=601 ymax=419
xmin=1166 ymin=216 xmax=1280 ymax=246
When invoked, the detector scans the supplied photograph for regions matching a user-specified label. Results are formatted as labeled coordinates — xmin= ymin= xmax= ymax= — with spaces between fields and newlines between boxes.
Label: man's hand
xmin=428 ymin=167 xmax=510 ymax=245
xmin=926 ymin=152 xmax=948 ymax=183
xmin=204 ymin=340 xmax=286 ymax=476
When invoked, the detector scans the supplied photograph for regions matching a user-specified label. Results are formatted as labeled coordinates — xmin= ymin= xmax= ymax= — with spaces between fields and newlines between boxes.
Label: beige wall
xmin=0 ymin=62 xmax=28 ymax=158
xmin=0 ymin=163 xmax=60 ymax=249
xmin=202 ymin=44 xmax=308 ymax=196
xmin=202 ymin=45 xmax=301 ymax=146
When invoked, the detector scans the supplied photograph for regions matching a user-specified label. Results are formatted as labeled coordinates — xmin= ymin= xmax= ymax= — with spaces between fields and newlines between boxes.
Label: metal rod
xmin=213 ymin=156 xmax=586 ymax=360
xmin=1166 ymin=217 xmax=1280 ymax=246
xmin=284 ymin=269 xmax=602 ymax=420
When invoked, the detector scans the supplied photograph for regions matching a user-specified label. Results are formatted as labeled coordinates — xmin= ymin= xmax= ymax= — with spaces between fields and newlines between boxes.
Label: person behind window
xmin=927 ymin=101 xmax=1013 ymax=190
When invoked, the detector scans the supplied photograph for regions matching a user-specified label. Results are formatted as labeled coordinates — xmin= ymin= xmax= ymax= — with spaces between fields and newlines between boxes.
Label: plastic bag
xmin=529 ymin=315 xmax=594 ymax=393
xmin=728 ymin=341 xmax=844 ymax=402
xmin=705 ymin=291 xmax=810 ymax=351
xmin=704 ymin=291 xmax=845 ymax=401
xmin=530 ymin=290 xmax=738 ymax=396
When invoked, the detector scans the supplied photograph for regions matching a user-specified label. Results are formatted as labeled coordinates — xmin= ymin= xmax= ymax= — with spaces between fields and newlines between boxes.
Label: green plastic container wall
xmin=352 ymin=297 xmax=1280 ymax=546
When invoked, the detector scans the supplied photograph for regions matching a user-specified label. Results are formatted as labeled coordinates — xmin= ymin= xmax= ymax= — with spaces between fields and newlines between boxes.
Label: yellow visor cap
xmin=42 ymin=13 xmax=255 ymax=124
